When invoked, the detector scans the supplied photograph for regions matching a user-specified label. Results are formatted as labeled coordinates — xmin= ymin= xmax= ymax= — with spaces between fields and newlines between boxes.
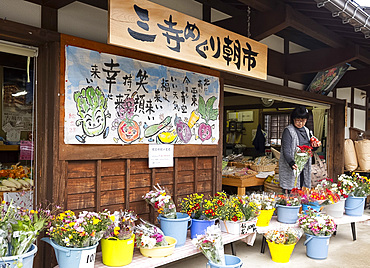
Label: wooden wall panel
xmin=198 ymin=170 xmax=213 ymax=181
xmin=67 ymin=193 xmax=95 ymax=210
xmin=101 ymin=203 xmax=126 ymax=212
xmin=177 ymin=171 xmax=194 ymax=182
xmin=154 ymin=172 xmax=175 ymax=185
xmin=198 ymin=157 xmax=213 ymax=169
xmin=177 ymin=158 xmax=195 ymax=171
xmin=67 ymin=178 xmax=95 ymax=194
xmin=101 ymin=190 xmax=125 ymax=206
xmin=101 ymin=160 xmax=126 ymax=176
xmin=130 ymin=187 xmax=151 ymax=202
xmin=130 ymin=174 xmax=151 ymax=188
xmin=101 ymin=176 xmax=125 ymax=191
xmin=67 ymin=161 xmax=96 ymax=178
xmin=130 ymin=159 xmax=152 ymax=174
xmin=130 ymin=201 xmax=150 ymax=215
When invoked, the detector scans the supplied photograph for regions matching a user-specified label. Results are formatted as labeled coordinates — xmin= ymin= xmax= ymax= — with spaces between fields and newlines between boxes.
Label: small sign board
xmin=148 ymin=144 xmax=174 ymax=168
xmin=20 ymin=140 xmax=34 ymax=161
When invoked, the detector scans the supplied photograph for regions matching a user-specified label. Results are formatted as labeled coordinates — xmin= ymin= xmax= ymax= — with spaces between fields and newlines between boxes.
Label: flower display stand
xmin=101 ymin=235 xmax=135 ymax=266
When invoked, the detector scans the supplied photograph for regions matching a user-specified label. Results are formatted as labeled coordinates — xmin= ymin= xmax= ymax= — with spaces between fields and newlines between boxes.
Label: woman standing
xmin=279 ymin=106 xmax=320 ymax=192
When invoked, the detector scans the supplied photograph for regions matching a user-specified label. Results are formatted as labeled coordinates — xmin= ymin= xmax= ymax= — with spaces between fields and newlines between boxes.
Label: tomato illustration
xmin=118 ymin=120 xmax=140 ymax=143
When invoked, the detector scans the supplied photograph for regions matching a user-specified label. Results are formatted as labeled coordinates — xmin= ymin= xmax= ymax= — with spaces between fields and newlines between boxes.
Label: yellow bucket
xmin=101 ymin=234 xmax=135 ymax=266
xmin=140 ymin=236 xmax=177 ymax=258
xmin=267 ymin=241 xmax=296 ymax=263
xmin=256 ymin=209 xmax=275 ymax=227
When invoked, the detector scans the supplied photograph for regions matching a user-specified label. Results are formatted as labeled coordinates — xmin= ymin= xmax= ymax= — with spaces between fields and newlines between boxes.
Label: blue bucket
xmin=302 ymin=203 xmax=321 ymax=213
xmin=0 ymin=244 xmax=37 ymax=268
xmin=276 ymin=204 xmax=301 ymax=224
xmin=42 ymin=238 xmax=98 ymax=268
xmin=207 ymin=254 xmax=243 ymax=268
xmin=345 ymin=196 xmax=365 ymax=216
xmin=190 ymin=218 xmax=216 ymax=239
xmin=304 ymin=234 xmax=331 ymax=259
xmin=158 ymin=212 xmax=191 ymax=247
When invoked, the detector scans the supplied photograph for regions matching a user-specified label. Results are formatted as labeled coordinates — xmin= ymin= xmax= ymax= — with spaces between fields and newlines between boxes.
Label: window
xmin=264 ymin=114 xmax=290 ymax=145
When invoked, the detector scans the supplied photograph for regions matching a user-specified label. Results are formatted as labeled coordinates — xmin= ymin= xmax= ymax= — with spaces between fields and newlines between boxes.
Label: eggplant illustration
xmin=175 ymin=114 xmax=192 ymax=143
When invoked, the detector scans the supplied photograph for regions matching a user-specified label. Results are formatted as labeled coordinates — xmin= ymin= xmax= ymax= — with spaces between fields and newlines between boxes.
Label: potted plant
xmin=180 ymin=192 xmax=222 ymax=238
xmin=244 ymin=192 xmax=276 ymax=227
xmin=192 ymin=224 xmax=242 ymax=267
xmin=0 ymin=200 xmax=60 ymax=268
xmin=42 ymin=209 xmax=112 ymax=268
xmin=275 ymin=194 xmax=302 ymax=223
xmin=339 ymin=173 xmax=370 ymax=216
xmin=298 ymin=210 xmax=336 ymax=259
xmin=134 ymin=218 xmax=176 ymax=258
xmin=292 ymin=188 xmax=327 ymax=213
xmin=264 ymin=228 xmax=302 ymax=263
xmin=218 ymin=193 xmax=259 ymax=235
xmin=101 ymin=210 xmax=137 ymax=266
xmin=143 ymin=184 xmax=190 ymax=247
xmin=316 ymin=178 xmax=344 ymax=217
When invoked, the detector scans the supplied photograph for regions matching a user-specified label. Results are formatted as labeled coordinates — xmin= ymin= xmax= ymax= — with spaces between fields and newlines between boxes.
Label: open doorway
xmin=0 ymin=41 xmax=37 ymax=209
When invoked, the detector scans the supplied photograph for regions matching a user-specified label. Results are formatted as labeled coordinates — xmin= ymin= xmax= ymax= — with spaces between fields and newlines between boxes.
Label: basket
xmin=264 ymin=180 xmax=283 ymax=194
xmin=250 ymin=164 xmax=276 ymax=172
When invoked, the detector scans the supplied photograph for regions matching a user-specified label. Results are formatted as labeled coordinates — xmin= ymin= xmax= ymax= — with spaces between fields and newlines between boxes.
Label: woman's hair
xmin=290 ymin=106 xmax=309 ymax=124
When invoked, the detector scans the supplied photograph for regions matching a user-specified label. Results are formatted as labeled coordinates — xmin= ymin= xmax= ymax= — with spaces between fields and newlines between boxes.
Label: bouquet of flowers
xmin=294 ymin=145 xmax=313 ymax=187
xmin=292 ymin=188 xmax=338 ymax=206
xmin=192 ymin=224 xmax=225 ymax=265
xmin=337 ymin=174 xmax=355 ymax=198
xmin=244 ymin=192 xmax=276 ymax=210
xmin=264 ymin=228 xmax=303 ymax=245
xmin=180 ymin=192 xmax=223 ymax=220
xmin=47 ymin=209 xmax=112 ymax=248
xmin=338 ymin=173 xmax=370 ymax=197
xmin=298 ymin=210 xmax=336 ymax=236
xmin=315 ymin=179 xmax=342 ymax=203
xmin=104 ymin=210 xmax=137 ymax=240
xmin=275 ymin=194 xmax=301 ymax=206
xmin=134 ymin=219 xmax=168 ymax=249
xmin=217 ymin=193 xmax=258 ymax=222
xmin=143 ymin=184 xmax=177 ymax=219
xmin=0 ymin=200 xmax=15 ymax=257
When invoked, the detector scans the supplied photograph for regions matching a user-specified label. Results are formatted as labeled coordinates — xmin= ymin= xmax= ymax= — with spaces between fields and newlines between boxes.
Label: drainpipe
xmin=315 ymin=0 xmax=370 ymax=38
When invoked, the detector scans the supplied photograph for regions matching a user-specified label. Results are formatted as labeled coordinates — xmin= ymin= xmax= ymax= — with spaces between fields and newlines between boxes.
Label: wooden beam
xmin=43 ymin=0 xmax=75 ymax=9
xmin=214 ymin=16 xmax=247 ymax=36
xmin=250 ymin=4 xmax=289 ymax=40
xmin=41 ymin=5 xmax=57 ymax=31
xmin=202 ymin=2 xmax=211 ymax=22
xmin=286 ymin=5 xmax=347 ymax=48
xmin=194 ymin=0 xmax=246 ymax=17
xmin=237 ymin=0 xmax=277 ymax=12
xmin=337 ymin=67 xmax=370 ymax=87
xmin=286 ymin=45 xmax=359 ymax=74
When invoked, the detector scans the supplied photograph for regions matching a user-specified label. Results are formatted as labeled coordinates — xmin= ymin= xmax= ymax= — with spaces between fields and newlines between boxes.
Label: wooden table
xmin=222 ymin=175 xmax=265 ymax=196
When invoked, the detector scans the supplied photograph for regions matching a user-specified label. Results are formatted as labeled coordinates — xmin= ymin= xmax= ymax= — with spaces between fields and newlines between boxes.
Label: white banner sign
xmin=64 ymin=46 xmax=220 ymax=145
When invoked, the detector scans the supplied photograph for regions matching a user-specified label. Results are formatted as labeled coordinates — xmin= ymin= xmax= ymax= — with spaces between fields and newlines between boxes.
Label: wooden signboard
xmin=109 ymin=0 xmax=267 ymax=80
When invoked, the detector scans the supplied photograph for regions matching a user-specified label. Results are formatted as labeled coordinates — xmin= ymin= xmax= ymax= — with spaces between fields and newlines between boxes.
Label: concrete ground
xmin=160 ymin=209 xmax=370 ymax=268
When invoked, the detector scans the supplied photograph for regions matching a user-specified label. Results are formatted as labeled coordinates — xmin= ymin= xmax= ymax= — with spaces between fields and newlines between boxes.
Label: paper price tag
xmin=78 ymin=248 xmax=96 ymax=268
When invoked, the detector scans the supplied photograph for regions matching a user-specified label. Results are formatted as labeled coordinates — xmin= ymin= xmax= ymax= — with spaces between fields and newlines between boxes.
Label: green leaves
xmin=198 ymin=95 xmax=219 ymax=124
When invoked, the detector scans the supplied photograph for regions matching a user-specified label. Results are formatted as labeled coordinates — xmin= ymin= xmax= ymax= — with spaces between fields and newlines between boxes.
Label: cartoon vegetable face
xmin=74 ymin=86 xmax=109 ymax=137
xmin=175 ymin=115 xmax=192 ymax=143
xmin=118 ymin=120 xmax=140 ymax=143
xmin=197 ymin=96 xmax=218 ymax=142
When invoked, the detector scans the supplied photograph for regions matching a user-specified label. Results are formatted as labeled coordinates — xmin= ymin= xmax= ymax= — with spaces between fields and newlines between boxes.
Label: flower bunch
xmin=0 ymin=200 xmax=15 ymax=257
xmin=294 ymin=145 xmax=313 ymax=187
xmin=337 ymin=174 xmax=355 ymax=198
xmin=142 ymin=184 xmax=177 ymax=219
xmin=217 ymin=193 xmax=244 ymax=222
xmin=292 ymin=188 xmax=339 ymax=206
xmin=314 ymin=179 xmax=342 ymax=204
xmin=192 ymin=225 xmax=225 ymax=265
xmin=264 ymin=228 xmax=303 ymax=245
xmin=180 ymin=192 xmax=224 ymax=220
xmin=134 ymin=219 xmax=168 ymax=249
xmin=275 ymin=194 xmax=301 ymax=206
xmin=338 ymin=173 xmax=370 ymax=197
xmin=244 ymin=192 xmax=276 ymax=210
xmin=47 ymin=209 xmax=112 ymax=248
xmin=11 ymin=202 xmax=61 ymax=256
xmin=298 ymin=210 xmax=336 ymax=236
xmin=104 ymin=210 xmax=137 ymax=240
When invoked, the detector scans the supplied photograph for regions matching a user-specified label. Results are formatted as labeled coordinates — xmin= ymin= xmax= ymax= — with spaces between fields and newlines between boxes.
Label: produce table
xmin=93 ymin=231 xmax=253 ymax=268
xmin=257 ymin=214 xmax=370 ymax=253
xmin=222 ymin=175 xmax=265 ymax=196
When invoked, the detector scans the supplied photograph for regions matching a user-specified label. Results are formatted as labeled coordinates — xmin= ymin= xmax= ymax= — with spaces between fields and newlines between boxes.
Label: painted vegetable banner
xmin=64 ymin=45 xmax=220 ymax=145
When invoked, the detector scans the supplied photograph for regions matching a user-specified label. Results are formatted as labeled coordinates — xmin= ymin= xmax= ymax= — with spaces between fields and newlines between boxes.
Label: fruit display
xmin=0 ymin=164 xmax=33 ymax=192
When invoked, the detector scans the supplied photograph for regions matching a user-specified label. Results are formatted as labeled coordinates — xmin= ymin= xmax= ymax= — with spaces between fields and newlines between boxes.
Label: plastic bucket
xmin=301 ymin=203 xmax=321 ymax=213
xmin=267 ymin=241 xmax=296 ymax=263
xmin=42 ymin=237 xmax=98 ymax=268
xmin=323 ymin=199 xmax=345 ymax=218
xmin=190 ymin=218 xmax=216 ymax=239
xmin=207 ymin=254 xmax=243 ymax=268
xmin=0 ymin=244 xmax=37 ymax=268
xmin=304 ymin=234 xmax=331 ymax=259
xmin=345 ymin=196 xmax=366 ymax=216
xmin=276 ymin=205 xmax=301 ymax=224
xmin=101 ymin=234 xmax=135 ymax=266
xmin=139 ymin=236 xmax=176 ymax=258
xmin=256 ymin=209 xmax=275 ymax=227
xmin=158 ymin=212 xmax=191 ymax=247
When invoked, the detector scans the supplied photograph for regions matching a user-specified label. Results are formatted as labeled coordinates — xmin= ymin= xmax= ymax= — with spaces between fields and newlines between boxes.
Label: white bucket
xmin=323 ymin=199 xmax=345 ymax=218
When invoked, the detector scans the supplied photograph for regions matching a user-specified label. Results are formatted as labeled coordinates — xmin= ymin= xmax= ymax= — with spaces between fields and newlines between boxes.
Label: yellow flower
xmin=114 ymin=226 xmax=120 ymax=236
xmin=69 ymin=222 xmax=75 ymax=227
xmin=93 ymin=218 xmax=100 ymax=225
xmin=1 ymin=200 xmax=5 ymax=204
xmin=30 ymin=210 xmax=35 ymax=214
xmin=110 ymin=215 xmax=115 ymax=222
